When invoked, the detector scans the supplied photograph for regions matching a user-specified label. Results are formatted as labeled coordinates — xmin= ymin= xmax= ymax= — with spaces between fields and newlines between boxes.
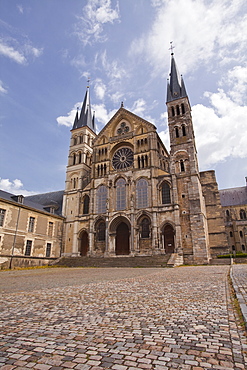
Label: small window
xmin=83 ymin=195 xmax=90 ymax=214
xmin=97 ymin=221 xmax=106 ymax=241
xmin=48 ymin=222 xmax=53 ymax=237
xmin=171 ymin=106 xmax=175 ymax=117
xmin=180 ymin=160 xmax=185 ymax=172
xmin=230 ymin=231 xmax=233 ymax=237
xmin=175 ymin=127 xmax=179 ymax=138
xmin=226 ymin=210 xmax=230 ymax=217
xmin=240 ymin=230 xmax=243 ymax=238
xmin=176 ymin=105 xmax=180 ymax=115
xmin=232 ymin=245 xmax=235 ymax=251
xmin=242 ymin=245 xmax=245 ymax=251
xmin=240 ymin=209 xmax=246 ymax=220
xmin=25 ymin=240 xmax=32 ymax=256
xmin=46 ymin=243 xmax=51 ymax=257
xmin=72 ymin=153 xmax=76 ymax=165
xmin=161 ymin=183 xmax=171 ymax=204
xmin=140 ymin=218 xmax=150 ymax=239
xmin=28 ymin=217 xmax=35 ymax=232
xmin=181 ymin=103 xmax=185 ymax=114
xmin=0 ymin=209 xmax=6 ymax=227
xmin=78 ymin=152 xmax=82 ymax=163
xmin=182 ymin=125 xmax=186 ymax=136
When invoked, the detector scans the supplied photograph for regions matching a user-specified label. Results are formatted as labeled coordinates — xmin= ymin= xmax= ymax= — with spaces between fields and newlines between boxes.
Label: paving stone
xmin=0 ymin=266 xmax=247 ymax=369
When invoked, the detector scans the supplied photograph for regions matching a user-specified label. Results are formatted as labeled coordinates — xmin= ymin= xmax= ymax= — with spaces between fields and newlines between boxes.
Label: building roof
xmin=72 ymin=87 xmax=95 ymax=132
xmin=219 ymin=186 xmax=247 ymax=207
xmin=0 ymin=189 xmax=64 ymax=216
xmin=166 ymin=54 xmax=188 ymax=103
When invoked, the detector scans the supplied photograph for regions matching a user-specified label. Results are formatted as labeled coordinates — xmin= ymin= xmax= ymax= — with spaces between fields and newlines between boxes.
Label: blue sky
xmin=1 ymin=0 xmax=247 ymax=195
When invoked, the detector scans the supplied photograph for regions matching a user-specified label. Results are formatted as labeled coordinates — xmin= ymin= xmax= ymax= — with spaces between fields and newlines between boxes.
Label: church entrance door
xmin=79 ymin=231 xmax=89 ymax=256
xmin=116 ymin=222 xmax=130 ymax=255
xmin=164 ymin=225 xmax=175 ymax=254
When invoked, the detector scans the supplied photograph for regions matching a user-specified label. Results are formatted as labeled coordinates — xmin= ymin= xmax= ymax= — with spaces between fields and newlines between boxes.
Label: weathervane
xmin=87 ymin=77 xmax=90 ymax=88
xmin=169 ymin=41 xmax=175 ymax=55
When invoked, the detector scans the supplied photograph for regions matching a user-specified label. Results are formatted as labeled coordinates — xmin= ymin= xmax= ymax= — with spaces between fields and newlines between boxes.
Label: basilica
xmin=61 ymin=54 xmax=229 ymax=265
xmin=1 ymin=55 xmax=246 ymax=268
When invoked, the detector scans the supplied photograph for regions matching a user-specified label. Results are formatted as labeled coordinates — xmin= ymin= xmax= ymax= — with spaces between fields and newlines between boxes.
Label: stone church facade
xmin=62 ymin=55 xmax=229 ymax=265
xmin=2 ymin=55 xmax=247 ymax=268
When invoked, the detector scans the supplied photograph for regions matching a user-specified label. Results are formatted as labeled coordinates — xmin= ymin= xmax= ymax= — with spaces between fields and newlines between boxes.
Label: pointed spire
xmin=166 ymin=53 xmax=188 ymax=103
xmin=72 ymin=84 xmax=95 ymax=132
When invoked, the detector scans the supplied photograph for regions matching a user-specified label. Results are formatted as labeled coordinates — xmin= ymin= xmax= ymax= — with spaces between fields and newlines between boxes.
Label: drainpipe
xmin=9 ymin=206 xmax=21 ymax=269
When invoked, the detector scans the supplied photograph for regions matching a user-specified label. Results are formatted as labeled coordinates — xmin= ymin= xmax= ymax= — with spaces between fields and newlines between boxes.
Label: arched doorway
xmin=79 ymin=231 xmax=89 ymax=256
xmin=163 ymin=225 xmax=175 ymax=253
xmin=116 ymin=222 xmax=130 ymax=255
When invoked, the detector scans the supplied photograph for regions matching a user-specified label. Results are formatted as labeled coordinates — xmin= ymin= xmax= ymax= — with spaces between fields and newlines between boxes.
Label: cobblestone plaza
xmin=1 ymin=266 xmax=247 ymax=369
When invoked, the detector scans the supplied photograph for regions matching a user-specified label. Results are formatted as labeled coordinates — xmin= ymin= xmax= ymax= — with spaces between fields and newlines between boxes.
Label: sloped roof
xmin=0 ymin=189 xmax=64 ymax=216
xmin=219 ymin=186 xmax=247 ymax=207
xmin=26 ymin=191 xmax=64 ymax=215
xmin=166 ymin=55 xmax=188 ymax=103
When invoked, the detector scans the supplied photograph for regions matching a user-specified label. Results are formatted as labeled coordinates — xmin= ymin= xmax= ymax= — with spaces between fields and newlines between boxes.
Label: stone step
xmin=52 ymin=254 xmax=172 ymax=268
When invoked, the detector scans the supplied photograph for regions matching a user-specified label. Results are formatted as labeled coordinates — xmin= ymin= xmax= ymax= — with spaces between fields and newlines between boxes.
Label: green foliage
xmin=217 ymin=252 xmax=247 ymax=258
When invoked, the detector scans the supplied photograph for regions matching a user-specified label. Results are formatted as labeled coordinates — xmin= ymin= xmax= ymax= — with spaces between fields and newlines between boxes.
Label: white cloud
xmin=17 ymin=4 xmax=24 ymax=14
xmin=0 ymin=39 xmax=26 ymax=64
xmin=94 ymin=78 xmax=106 ymax=100
xmin=92 ymin=103 xmax=116 ymax=129
xmin=193 ymin=90 xmax=247 ymax=169
xmin=0 ymin=178 xmax=35 ymax=196
xmin=222 ymin=65 xmax=247 ymax=105
xmin=0 ymin=38 xmax=43 ymax=64
xmin=129 ymin=0 xmax=247 ymax=75
xmin=100 ymin=50 xmax=126 ymax=80
xmin=0 ymin=80 xmax=7 ymax=94
xmin=75 ymin=0 xmax=120 ymax=45
xmin=56 ymin=103 xmax=81 ymax=127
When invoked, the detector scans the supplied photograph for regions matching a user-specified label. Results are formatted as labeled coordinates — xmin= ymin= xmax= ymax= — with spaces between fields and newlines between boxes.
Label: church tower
xmin=166 ymin=53 xmax=210 ymax=264
xmin=62 ymin=85 xmax=96 ymax=256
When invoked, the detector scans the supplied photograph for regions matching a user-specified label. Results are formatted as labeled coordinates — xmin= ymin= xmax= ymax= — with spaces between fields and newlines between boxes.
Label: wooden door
xmin=116 ymin=222 xmax=130 ymax=255
xmin=164 ymin=225 xmax=175 ymax=253
xmin=80 ymin=231 xmax=89 ymax=256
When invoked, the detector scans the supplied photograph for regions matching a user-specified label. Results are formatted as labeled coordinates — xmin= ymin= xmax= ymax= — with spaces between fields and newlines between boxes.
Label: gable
xmin=94 ymin=107 xmax=156 ymax=146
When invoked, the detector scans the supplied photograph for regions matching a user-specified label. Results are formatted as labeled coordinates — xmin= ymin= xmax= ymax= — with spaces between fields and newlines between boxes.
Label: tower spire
xmin=166 ymin=51 xmax=187 ymax=103
xmin=72 ymin=82 xmax=95 ymax=132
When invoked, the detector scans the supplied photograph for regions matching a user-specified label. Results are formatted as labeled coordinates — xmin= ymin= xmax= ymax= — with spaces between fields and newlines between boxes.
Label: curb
xmin=230 ymin=265 xmax=247 ymax=330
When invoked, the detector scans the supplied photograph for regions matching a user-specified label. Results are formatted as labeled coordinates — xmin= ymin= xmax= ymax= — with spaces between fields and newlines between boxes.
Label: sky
xmin=0 ymin=0 xmax=247 ymax=196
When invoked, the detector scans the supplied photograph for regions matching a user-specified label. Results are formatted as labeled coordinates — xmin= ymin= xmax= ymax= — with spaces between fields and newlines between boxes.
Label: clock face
xmin=112 ymin=147 xmax=134 ymax=170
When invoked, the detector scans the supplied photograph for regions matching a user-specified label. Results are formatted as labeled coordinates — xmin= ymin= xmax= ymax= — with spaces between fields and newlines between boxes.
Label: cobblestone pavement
xmin=0 ymin=266 xmax=247 ymax=370
xmin=231 ymin=264 xmax=247 ymax=329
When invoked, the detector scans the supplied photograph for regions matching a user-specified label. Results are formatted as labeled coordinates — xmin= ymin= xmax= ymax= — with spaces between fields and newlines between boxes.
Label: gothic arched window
xmin=175 ymin=127 xmax=179 ymax=138
xmin=96 ymin=221 xmax=106 ymax=241
xmin=83 ymin=195 xmax=90 ymax=214
xmin=116 ymin=178 xmax=126 ymax=211
xmin=161 ymin=182 xmax=171 ymax=204
xmin=182 ymin=125 xmax=186 ymax=136
xmin=240 ymin=209 xmax=246 ymax=220
xmin=136 ymin=179 xmax=148 ymax=209
xmin=176 ymin=105 xmax=180 ymax=115
xmin=72 ymin=153 xmax=76 ymax=165
xmin=180 ymin=160 xmax=185 ymax=172
xmin=97 ymin=185 xmax=107 ymax=214
xmin=181 ymin=103 xmax=185 ymax=114
xmin=140 ymin=217 xmax=151 ymax=239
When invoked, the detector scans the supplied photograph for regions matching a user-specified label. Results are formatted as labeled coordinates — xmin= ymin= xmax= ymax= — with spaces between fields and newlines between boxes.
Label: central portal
xmin=116 ymin=222 xmax=130 ymax=255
